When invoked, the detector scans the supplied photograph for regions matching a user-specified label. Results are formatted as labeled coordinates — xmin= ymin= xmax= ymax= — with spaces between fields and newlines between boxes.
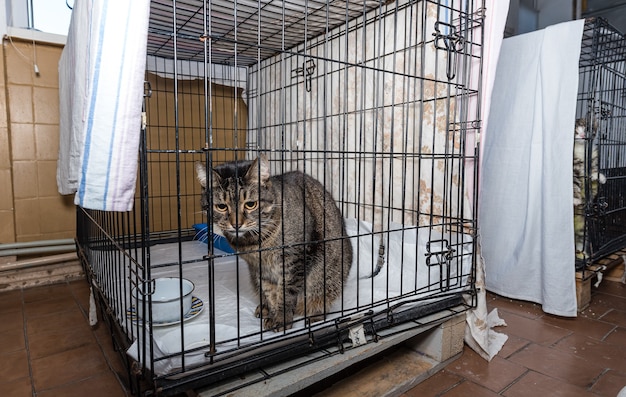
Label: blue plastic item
xmin=192 ymin=224 xmax=235 ymax=253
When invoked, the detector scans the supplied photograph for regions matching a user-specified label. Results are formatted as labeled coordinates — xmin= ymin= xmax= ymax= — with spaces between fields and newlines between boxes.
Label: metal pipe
xmin=0 ymin=238 xmax=76 ymax=257
xmin=0 ymin=252 xmax=79 ymax=272
xmin=0 ymin=238 xmax=75 ymax=250
xmin=0 ymin=245 xmax=76 ymax=257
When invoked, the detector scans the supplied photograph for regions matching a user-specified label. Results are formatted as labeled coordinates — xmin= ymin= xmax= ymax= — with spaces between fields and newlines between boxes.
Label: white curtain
xmin=479 ymin=20 xmax=585 ymax=317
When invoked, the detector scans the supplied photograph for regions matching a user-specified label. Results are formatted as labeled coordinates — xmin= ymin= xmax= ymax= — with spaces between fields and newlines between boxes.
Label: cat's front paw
xmin=263 ymin=312 xmax=294 ymax=332
xmin=573 ymin=197 xmax=583 ymax=206
xmin=599 ymin=173 xmax=607 ymax=184
xmin=254 ymin=304 xmax=269 ymax=318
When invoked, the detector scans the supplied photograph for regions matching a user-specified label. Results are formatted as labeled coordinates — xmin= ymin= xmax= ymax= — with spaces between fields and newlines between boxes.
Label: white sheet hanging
xmin=464 ymin=0 xmax=510 ymax=362
xmin=57 ymin=0 xmax=150 ymax=211
xmin=480 ymin=20 xmax=585 ymax=317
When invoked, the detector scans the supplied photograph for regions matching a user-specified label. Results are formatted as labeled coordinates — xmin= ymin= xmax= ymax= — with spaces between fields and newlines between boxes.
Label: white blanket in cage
xmin=126 ymin=218 xmax=473 ymax=375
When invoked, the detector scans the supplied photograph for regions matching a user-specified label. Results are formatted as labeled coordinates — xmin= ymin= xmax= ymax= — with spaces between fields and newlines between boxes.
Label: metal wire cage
xmin=575 ymin=17 xmax=626 ymax=270
xmin=75 ymin=0 xmax=483 ymax=394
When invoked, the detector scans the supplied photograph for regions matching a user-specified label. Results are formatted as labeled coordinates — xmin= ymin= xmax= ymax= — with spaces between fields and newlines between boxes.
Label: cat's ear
xmin=211 ymin=170 xmax=222 ymax=189
xmin=246 ymin=155 xmax=270 ymax=184
xmin=195 ymin=162 xmax=207 ymax=188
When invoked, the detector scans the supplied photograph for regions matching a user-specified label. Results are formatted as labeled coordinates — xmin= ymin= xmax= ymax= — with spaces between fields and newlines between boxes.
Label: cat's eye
xmin=214 ymin=203 xmax=228 ymax=212
xmin=244 ymin=201 xmax=258 ymax=210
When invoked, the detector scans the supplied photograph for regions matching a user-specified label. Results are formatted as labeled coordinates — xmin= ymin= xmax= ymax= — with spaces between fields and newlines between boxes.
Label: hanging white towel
xmin=480 ymin=20 xmax=585 ymax=317
xmin=57 ymin=0 xmax=150 ymax=211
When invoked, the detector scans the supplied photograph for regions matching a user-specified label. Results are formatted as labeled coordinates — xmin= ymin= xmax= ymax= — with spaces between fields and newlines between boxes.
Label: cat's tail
xmin=364 ymin=242 xmax=386 ymax=278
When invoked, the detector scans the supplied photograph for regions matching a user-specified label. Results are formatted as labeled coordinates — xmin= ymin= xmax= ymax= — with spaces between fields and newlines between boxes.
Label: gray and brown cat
xmin=573 ymin=117 xmax=606 ymax=260
xmin=195 ymin=156 xmax=352 ymax=331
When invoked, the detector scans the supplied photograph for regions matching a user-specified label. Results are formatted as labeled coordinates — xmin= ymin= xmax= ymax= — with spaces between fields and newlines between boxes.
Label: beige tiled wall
xmin=1 ymin=39 xmax=248 ymax=243
xmin=0 ymin=43 xmax=15 ymax=243
xmin=2 ymin=38 xmax=75 ymax=243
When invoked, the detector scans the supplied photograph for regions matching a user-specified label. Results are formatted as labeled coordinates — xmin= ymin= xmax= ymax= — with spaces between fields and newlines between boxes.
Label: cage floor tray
xmin=198 ymin=308 xmax=466 ymax=396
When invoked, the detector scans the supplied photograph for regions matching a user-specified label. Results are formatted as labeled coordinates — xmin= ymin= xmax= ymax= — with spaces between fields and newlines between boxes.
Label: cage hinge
xmin=433 ymin=21 xmax=465 ymax=80
xmin=425 ymin=239 xmax=456 ymax=292
xmin=291 ymin=59 xmax=316 ymax=92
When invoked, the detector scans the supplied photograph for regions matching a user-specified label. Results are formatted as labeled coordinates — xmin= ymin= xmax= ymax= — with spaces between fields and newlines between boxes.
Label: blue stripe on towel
xmin=103 ymin=2 xmax=133 ymax=207
xmin=78 ymin=0 xmax=109 ymax=206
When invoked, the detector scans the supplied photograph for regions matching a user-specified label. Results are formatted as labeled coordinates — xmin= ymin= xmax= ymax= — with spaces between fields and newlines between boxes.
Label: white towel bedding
xmin=125 ymin=218 xmax=473 ymax=375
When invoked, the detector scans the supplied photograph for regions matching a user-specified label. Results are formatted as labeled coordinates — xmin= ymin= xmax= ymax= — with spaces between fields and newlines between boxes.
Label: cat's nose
xmin=229 ymin=214 xmax=244 ymax=229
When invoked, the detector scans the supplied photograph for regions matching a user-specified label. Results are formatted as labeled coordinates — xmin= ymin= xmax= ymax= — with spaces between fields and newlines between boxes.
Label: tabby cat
xmin=195 ymin=156 xmax=353 ymax=331
xmin=573 ymin=117 xmax=606 ymax=260
xmin=573 ymin=118 xmax=606 ymax=206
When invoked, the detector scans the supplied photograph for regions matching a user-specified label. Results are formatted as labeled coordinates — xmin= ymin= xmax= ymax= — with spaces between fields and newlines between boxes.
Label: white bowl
xmin=134 ymin=277 xmax=195 ymax=324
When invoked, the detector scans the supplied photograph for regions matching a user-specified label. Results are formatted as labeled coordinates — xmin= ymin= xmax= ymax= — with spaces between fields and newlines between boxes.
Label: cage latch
xmin=433 ymin=22 xmax=465 ymax=80
xmin=291 ymin=59 xmax=316 ymax=92
xmin=425 ymin=239 xmax=455 ymax=292
xmin=136 ymin=279 xmax=156 ymax=297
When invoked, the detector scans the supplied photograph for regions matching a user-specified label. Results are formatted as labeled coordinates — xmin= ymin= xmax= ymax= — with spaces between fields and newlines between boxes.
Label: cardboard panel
xmin=143 ymin=72 xmax=248 ymax=233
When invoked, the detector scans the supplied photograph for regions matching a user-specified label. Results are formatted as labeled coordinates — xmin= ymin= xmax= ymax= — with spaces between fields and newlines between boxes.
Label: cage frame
xmin=575 ymin=17 xmax=626 ymax=270
xmin=75 ymin=0 xmax=485 ymax=394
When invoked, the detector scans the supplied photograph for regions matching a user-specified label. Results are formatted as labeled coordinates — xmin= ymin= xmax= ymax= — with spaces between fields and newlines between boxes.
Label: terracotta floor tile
xmin=30 ymin=343 xmax=110 ymax=391
xmin=590 ymin=369 xmax=626 ymax=397
xmin=68 ymin=279 xmax=91 ymax=313
xmin=541 ymin=312 xmax=615 ymax=340
xmin=554 ymin=333 xmax=626 ymax=373
xmin=497 ymin=310 xmax=572 ymax=346
xmin=487 ymin=294 xmax=544 ymax=320
xmin=0 ymin=310 xmax=23 ymax=334
xmin=439 ymin=380 xmax=501 ymax=397
xmin=583 ymin=292 xmax=626 ymax=320
xmin=23 ymin=283 xmax=73 ymax=303
xmin=36 ymin=372 xmax=127 ymax=397
xmin=91 ymin=323 xmax=129 ymax=384
xmin=28 ymin=326 xmax=97 ymax=360
xmin=600 ymin=308 xmax=626 ymax=328
xmin=502 ymin=370 xmax=597 ymax=397
xmin=0 ymin=327 xmax=25 ymax=355
xmin=402 ymin=369 xmax=463 ymax=397
xmin=445 ymin=346 xmax=526 ymax=393
xmin=495 ymin=334 xmax=530 ymax=359
xmin=26 ymin=306 xmax=87 ymax=336
xmin=2 ymin=277 xmax=626 ymax=396
xmin=604 ymin=327 xmax=626 ymax=348
xmin=23 ymin=294 xmax=79 ymax=319
xmin=595 ymin=280 xmax=626 ymax=298
xmin=0 ymin=349 xmax=30 ymax=383
xmin=0 ymin=289 xmax=23 ymax=314
xmin=580 ymin=304 xmax=612 ymax=320
xmin=508 ymin=343 xmax=604 ymax=388
xmin=3 ymin=376 xmax=32 ymax=397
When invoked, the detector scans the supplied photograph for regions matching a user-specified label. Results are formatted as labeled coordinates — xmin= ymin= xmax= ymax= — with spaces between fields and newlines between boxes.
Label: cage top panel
xmin=580 ymin=17 xmax=626 ymax=67
xmin=147 ymin=0 xmax=388 ymax=66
